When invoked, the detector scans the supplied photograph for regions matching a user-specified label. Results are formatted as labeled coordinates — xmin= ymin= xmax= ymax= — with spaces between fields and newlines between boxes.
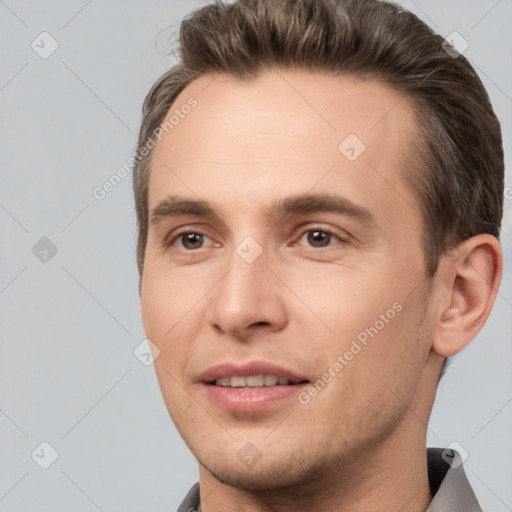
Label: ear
xmin=431 ymin=234 xmax=503 ymax=357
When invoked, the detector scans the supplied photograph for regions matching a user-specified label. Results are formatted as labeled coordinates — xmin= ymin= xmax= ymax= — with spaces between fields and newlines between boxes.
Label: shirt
xmin=176 ymin=448 xmax=482 ymax=512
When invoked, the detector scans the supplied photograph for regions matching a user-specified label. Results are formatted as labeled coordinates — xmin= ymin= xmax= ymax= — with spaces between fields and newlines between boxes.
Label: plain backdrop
xmin=1 ymin=0 xmax=511 ymax=511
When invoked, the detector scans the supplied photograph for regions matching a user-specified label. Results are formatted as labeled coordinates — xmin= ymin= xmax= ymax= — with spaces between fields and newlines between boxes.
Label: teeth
xmin=214 ymin=375 xmax=291 ymax=387
xmin=231 ymin=376 xmax=246 ymax=387
xmin=264 ymin=375 xmax=278 ymax=386
xmin=246 ymin=375 xmax=264 ymax=387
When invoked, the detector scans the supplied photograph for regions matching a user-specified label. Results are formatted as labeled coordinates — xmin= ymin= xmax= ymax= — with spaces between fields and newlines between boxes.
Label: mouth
xmin=211 ymin=374 xmax=306 ymax=388
xmin=199 ymin=362 xmax=310 ymax=412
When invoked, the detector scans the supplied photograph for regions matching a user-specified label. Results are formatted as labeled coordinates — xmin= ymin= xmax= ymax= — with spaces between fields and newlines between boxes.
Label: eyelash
xmin=166 ymin=226 xmax=347 ymax=251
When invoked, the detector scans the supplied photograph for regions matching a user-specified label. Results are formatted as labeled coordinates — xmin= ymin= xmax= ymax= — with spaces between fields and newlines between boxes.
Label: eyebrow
xmin=267 ymin=193 xmax=376 ymax=227
xmin=150 ymin=196 xmax=215 ymax=226
xmin=149 ymin=193 xmax=376 ymax=228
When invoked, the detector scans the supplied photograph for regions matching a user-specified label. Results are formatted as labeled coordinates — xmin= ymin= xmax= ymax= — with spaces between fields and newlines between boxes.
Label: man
xmin=132 ymin=0 xmax=504 ymax=510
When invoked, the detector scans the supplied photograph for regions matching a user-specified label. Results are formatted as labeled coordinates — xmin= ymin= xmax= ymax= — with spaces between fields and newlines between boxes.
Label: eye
xmin=173 ymin=232 xmax=215 ymax=250
xmin=297 ymin=229 xmax=343 ymax=248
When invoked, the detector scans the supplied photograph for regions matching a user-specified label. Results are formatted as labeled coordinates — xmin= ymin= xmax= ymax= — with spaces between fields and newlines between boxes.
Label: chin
xmin=198 ymin=449 xmax=328 ymax=492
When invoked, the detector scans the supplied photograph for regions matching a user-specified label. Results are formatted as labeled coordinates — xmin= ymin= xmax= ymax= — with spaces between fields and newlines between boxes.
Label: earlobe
xmin=432 ymin=234 xmax=503 ymax=358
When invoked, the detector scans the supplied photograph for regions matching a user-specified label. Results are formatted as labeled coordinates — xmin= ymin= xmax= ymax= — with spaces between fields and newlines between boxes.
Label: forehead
xmin=149 ymin=70 xmax=420 ymax=222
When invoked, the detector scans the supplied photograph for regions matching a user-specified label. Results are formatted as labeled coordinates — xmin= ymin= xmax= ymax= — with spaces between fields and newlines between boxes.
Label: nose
xmin=207 ymin=247 xmax=288 ymax=339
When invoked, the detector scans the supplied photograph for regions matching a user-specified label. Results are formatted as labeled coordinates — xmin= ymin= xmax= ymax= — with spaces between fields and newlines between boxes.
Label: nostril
xmin=249 ymin=321 xmax=271 ymax=328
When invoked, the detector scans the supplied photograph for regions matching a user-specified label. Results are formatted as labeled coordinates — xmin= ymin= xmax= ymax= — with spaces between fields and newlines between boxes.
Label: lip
xmin=199 ymin=361 xmax=310 ymax=413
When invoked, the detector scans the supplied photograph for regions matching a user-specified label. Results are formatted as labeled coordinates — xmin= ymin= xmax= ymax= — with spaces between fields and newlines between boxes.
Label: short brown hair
xmin=133 ymin=0 xmax=504 ymax=280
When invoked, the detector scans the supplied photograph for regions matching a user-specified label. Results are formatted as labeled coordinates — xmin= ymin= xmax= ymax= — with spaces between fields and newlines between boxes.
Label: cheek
xmin=286 ymin=262 xmax=428 ymax=396
xmin=140 ymin=267 xmax=212 ymax=385
xmin=282 ymin=263 xmax=402 ymax=343
xmin=140 ymin=273 xmax=202 ymax=421
xmin=140 ymin=262 xmax=205 ymax=336
xmin=303 ymin=298 xmax=429 ymax=442
xmin=140 ymin=278 xmax=168 ymax=341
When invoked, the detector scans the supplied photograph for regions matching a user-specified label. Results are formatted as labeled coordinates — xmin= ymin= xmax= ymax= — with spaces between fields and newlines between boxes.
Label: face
xmin=140 ymin=71 xmax=436 ymax=491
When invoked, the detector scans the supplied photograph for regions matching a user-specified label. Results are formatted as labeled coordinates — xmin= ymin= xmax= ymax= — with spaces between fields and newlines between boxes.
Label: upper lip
xmin=199 ymin=361 xmax=309 ymax=384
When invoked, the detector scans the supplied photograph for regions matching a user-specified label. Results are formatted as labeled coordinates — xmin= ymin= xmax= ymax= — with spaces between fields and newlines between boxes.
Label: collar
xmin=426 ymin=448 xmax=481 ymax=511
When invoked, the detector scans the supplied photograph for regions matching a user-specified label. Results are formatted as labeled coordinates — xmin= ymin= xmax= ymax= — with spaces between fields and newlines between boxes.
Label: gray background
xmin=1 ymin=0 xmax=511 ymax=510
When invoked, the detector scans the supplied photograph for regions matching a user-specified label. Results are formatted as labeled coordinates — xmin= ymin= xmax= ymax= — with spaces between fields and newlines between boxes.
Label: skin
xmin=139 ymin=71 xmax=502 ymax=511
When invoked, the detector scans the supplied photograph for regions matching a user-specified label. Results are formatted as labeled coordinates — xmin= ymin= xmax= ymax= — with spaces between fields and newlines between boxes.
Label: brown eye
xmin=180 ymin=233 xmax=204 ymax=250
xmin=305 ymin=230 xmax=333 ymax=248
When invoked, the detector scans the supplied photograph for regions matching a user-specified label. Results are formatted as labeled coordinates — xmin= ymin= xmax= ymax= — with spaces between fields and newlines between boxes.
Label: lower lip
xmin=204 ymin=383 xmax=307 ymax=412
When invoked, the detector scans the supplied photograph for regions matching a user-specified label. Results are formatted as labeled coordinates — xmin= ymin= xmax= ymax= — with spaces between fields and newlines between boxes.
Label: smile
xmin=213 ymin=375 xmax=294 ymax=387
